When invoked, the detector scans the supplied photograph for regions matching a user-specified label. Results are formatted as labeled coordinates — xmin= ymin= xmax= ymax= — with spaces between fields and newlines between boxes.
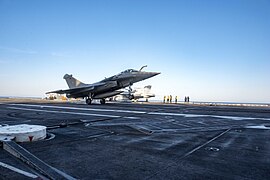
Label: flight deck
xmin=0 ymin=98 xmax=270 ymax=179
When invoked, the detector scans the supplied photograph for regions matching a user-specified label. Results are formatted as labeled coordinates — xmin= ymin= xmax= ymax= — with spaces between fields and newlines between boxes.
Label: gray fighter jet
xmin=46 ymin=66 xmax=160 ymax=105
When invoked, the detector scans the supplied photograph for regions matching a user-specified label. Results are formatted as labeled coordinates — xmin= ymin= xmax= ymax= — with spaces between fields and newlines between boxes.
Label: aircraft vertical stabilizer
xmin=63 ymin=74 xmax=86 ymax=88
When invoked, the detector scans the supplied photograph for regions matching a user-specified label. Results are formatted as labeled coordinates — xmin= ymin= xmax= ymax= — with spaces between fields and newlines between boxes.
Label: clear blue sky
xmin=0 ymin=0 xmax=269 ymax=103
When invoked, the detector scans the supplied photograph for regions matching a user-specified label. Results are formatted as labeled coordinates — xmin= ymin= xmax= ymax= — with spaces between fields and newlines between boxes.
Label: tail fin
xmin=63 ymin=74 xmax=86 ymax=88
xmin=144 ymin=85 xmax=151 ymax=93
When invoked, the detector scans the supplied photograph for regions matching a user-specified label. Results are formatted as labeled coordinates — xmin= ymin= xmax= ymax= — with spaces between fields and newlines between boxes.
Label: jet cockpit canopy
xmin=121 ymin=69 xmax=139 ymax=73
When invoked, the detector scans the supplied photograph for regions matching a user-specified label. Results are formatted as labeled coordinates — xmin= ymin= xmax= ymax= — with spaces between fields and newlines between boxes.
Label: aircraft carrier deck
xmin=0 ymin=98 xmax=270 ymax=179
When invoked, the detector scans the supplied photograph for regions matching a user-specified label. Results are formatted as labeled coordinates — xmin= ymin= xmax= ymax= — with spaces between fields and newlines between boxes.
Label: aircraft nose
xmin=132 ymin=71 xmax=160 ymax=83
xmin=142 ymin=72 xmax=160 ymax=80
xmin=147 ymin=72 xmax=160 ymax=78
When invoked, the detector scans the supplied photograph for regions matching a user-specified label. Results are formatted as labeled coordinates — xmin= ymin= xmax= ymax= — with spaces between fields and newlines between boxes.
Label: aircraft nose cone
xmin=147 ymin=72 xmax=160 ymax=78
xmin=154 ymin=72 xmax=161 ymax=76
xmin=139 ymin=72 xmax=160 ymax=81
xmin=132 ymin=71 xmax=160 ymax=84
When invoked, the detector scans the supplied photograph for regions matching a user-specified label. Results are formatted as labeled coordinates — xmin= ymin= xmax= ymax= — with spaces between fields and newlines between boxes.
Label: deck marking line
xmin=0 ymin=161 xmax=38 ymax=178
xmin=9 ymin=103 xmax=146 ymax=114
xmin=183 ymin=128 xmax=231 ymax=158
xmin=8 ymin=107 xmax=120 ymax=118
xmin=8 ymin=103 xmax=270 ymax=121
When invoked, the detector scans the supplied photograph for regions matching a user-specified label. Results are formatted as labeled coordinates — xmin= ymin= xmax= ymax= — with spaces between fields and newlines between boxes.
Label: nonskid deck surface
xmin=0 ymin=99 xmax=270 ymax=179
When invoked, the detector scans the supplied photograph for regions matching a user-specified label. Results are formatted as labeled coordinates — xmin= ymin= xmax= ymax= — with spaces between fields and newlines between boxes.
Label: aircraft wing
xmin=46 ymin=86 xmax=93 ymax=94
xmin=46 ymin=82 xmax=106 ymax=94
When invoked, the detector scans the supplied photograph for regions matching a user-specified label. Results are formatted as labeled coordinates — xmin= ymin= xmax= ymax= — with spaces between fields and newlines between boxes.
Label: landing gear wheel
xmin=100 ymin=98 xmax=106 ymax=105
xmin=129 ymin=94 xmax=134 ymax=100
xmin=86 ymin=98 xmax=92 ymax=105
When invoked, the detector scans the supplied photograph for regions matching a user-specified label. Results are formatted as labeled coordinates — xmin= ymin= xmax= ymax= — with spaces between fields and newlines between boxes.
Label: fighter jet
xmin=114 ymin=85 xmax=155 ymax=102
xmin=131 ymin=85 xmax=155 ymax=102
xmin=46 ymin=66 xmax=160 ymax=105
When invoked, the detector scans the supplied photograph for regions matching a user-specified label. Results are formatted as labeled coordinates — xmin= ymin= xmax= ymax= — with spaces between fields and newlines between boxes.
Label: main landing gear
xmin=86 ymin=98 xmax=92 ymax=105
xmin=100 ymin=98 xmax=106 ymax=105
xmin=86 ymin=97 xmax=106 ymax=105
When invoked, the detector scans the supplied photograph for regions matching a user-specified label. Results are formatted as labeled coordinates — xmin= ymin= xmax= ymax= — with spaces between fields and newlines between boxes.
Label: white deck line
xmin=8 ymin=107 xmax=121 ymax=118
xmin=7 ymin=103 xmax=270 ymax=121
xmin=8 ymin=107 xmax=139 ymax=119
xmin=148 ymin=112 xmax=270 ymax=121
xmin=0 ymin=161 xmax=38 ymax=178
xmin=183 ymin=128 xmax=231 ymax=158
xmin=10 ymin=104 xmax=146 ymax=114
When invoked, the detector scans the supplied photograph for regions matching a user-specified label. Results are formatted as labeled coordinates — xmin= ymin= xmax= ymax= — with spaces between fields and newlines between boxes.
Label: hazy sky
xmin=0 ymin=0 xmax=269 ymax=103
